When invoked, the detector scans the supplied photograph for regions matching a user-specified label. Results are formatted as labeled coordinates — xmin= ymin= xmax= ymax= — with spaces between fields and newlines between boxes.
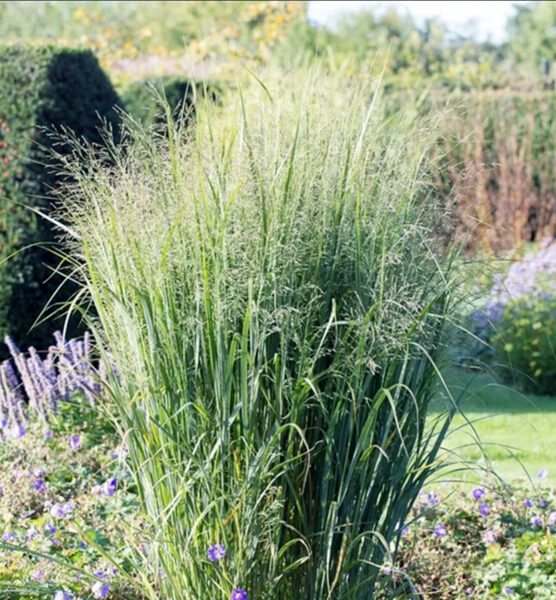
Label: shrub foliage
xmin=0 ymin=44 xmax=121 ymax=354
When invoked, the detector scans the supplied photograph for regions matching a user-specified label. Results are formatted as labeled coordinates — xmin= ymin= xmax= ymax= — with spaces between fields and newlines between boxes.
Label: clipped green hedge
xmin=120 ymin=76 xmax=219 ymax=128
xmin=0 ymin=45 xmax=121 ymax=355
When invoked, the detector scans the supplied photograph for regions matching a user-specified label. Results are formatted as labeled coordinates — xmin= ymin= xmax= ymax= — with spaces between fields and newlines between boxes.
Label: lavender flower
xmin=401 ymin=525 xmax=409 ymax=537
xmin=524 ymin=498 xmax=534 ymax=508
xmin=464 ymin=588 xmax=474 ymax=596
xmin=230 ymin=590 xmax=248 ymax=600
xmin=504 ymin=587 xmax=513 ymax=595
xmin=44 ymin=429 xmax=52 ymax=439
xmin=207 ymin=543 xmax=226 ymax=562
xmin=537 ymin=468 xmax=548 ymax=479
xmin=434 ymin=524 xmax=447 ymax=538
xmin=54 ymin=592 xmax=72 ymax=600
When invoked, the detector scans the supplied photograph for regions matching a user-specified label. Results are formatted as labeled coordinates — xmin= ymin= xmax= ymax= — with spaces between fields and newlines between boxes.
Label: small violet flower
xmin=91 ymin=582 xmax=110 ymax=599
xmin=537 ymin=468 xmax=549 ymax=479
xmin=434 ymin=524 xmax=447 ymax=538
xmin=531 ymin=515 xmax=542 ymax=527
xmin=100 ymin=478 xmax=117 ymax=496
xmin=427 ymin=492 xmax=439 ymax=506
xmin=524 ymin=498 xmax=534 ymax=508
xmin=548 ymin=511 xmax=556 ymax=526
xmin=479 ymin=502 xmax=489 ymax=517
xmin=472 ymin=487 xmax=486 ymax=500
xmin=33 ymin=478 xmax=46 ymax=493
xmin=54 ymin=592 xmax=72 ymax=600
xmin=230 ymin=590 xmax=248 ymax=600
xmin=44 ymin=429 xmax=52 ymax=439
xmin=50 ymin=503 xmax=67 ymax=519
xmin=1 ymin=531 xmax=16 ymax=543
xmin=69 ymin=435 xmax=81 ymax=450
xmin=45 ymin=523 xmax=57 ymax=535
xmin=483 ymin=530 xmax=496 ymax=544
xmin=207 ymin=543 xmax=226 ymax=562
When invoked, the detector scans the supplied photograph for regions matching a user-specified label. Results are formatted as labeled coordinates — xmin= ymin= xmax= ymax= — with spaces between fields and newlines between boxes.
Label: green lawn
xmin=431 ymin=367 xmax=556 ymax=486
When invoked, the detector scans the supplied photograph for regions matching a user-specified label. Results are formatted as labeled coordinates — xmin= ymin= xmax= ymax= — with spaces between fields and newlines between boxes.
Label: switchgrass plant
xmin=60 ymin=67 xmax=458 ymax=599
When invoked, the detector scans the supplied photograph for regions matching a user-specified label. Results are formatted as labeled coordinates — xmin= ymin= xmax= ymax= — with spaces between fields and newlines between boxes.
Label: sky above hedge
xmin=308 ymin=1 xmax=531 ymax=42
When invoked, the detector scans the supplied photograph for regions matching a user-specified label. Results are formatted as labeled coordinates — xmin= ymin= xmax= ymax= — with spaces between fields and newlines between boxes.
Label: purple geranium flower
xmin=427 ymin=492 xmax=439 ymax=506
xmin=479 ymin=502 xmax=489 ymax=517
xmin=531 ymin=515 xmax=542 ymax=527
xmin=26 ymin=526 xmax=40 ymax=541
xmin=100 ymin=478 xmax=117 ymax=496
xmin=50 ymin=503 xmax=67 ymax=519
xmin=69 ymin=435 xmax=81 ymax=450
xmin=230 ymin=590 xmax=248 ymax=600
xmin=207 ymin=543 xmax=226 ymax=562
xmin=33 ymin=478 xmax=46 ymax=493
xmin=91 ymin=582 xmax=110 ymax=599
xmin=434 ymin=524 xmax=447 ymax=538
xmin=45 ymin=523 xmax=57 ymax=535
xmin=472 ymin=487 xmax=486 ymax=500
xmin=1 ymin=531 xmax=16 ymax=543
xmin=483 ymin=529 xmax=496 ymax=544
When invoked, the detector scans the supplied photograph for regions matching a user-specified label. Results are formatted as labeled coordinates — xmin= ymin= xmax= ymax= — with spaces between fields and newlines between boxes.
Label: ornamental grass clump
xmin=62 ymin=69 xmax=456 ymax=599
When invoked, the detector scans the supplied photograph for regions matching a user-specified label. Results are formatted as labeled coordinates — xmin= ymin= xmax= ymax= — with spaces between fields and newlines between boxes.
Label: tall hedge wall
xmin=0 ymin=45 xmax=121 ymax=356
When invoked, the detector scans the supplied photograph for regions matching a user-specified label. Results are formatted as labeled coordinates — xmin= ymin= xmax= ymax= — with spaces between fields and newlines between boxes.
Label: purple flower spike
xmin=230 ymin=590 xmax=248 ymax=600
xmin=472 ymin=487 xmax=486 ymax=500
xmin=91 ymin=582 xmax=110 ymax=599
xmin=479 ymin=502 xmax=489 ymax=517
xmin=434 ymin=524 xmax=447 ymax=538
xmin=538 ymin=468 xmax=548 ymax=479
xmin=207 ymin=543 xmax=226 ymax=562
xmin=69 ymin=435 xmax=81 ymax=450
